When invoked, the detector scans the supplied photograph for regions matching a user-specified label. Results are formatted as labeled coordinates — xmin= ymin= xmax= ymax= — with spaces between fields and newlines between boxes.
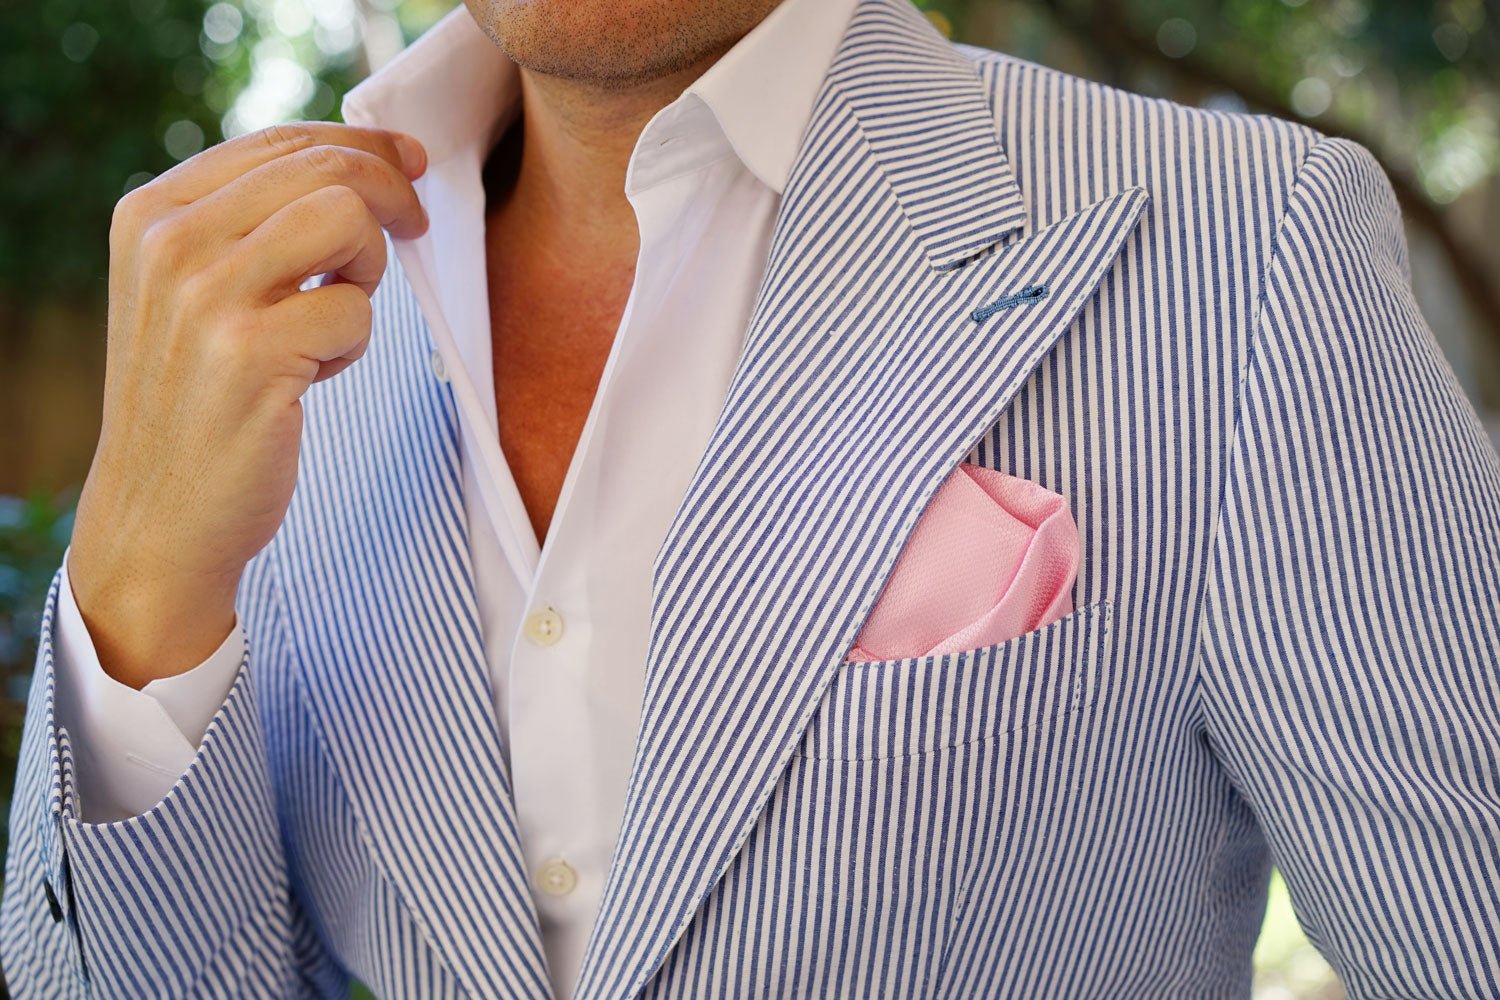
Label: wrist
xmin=66 ymin=544 xmax=241 ymax=690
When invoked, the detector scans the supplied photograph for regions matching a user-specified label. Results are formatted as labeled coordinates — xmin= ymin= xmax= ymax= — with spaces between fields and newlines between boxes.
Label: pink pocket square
xmin=845 ymin=463 xmax=1080 ymax=662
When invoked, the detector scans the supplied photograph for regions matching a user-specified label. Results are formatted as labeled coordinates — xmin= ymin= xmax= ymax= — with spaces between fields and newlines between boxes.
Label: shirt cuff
xmin=53 ymin=546 xmax=246 ymax=821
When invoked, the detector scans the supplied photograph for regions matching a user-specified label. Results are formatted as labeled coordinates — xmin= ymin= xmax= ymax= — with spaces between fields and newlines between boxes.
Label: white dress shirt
xmin=51 ymin=0 xmax=858 ymax=993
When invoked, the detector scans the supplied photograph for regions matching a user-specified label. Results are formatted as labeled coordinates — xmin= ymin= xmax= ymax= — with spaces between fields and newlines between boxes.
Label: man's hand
xmin=67 ymin=123 xmax=430 ymax=689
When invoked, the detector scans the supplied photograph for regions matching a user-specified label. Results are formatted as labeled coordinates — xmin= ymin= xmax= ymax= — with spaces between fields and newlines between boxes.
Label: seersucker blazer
xmin=5 ymin=0 xmax=1499 ymax=996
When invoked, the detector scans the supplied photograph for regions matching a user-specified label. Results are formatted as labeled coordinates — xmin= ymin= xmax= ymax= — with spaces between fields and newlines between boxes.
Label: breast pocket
xmin=796 ymin=600 xmax=1113 ymax=762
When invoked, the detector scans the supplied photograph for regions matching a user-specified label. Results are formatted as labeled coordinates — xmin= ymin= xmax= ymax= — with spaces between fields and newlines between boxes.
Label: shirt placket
xmin=501 ymin=98 xmax=731 ymax=989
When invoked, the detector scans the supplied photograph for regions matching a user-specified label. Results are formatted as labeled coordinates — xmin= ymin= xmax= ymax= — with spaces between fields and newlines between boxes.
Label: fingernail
xmin=394 ymin=133 xmax=426 ymax=177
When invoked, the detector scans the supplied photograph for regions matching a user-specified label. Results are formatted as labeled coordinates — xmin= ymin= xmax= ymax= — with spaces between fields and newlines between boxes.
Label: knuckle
xmin=260 ymin=121 xmax=318 ymax=156
xmin=365 ymin=229 xmax=389 ymax=264
xmin=345 ymin=334 xmax=372 ymax=363
xmin=176 ymin=269 xmax=219 ymax=313
xmin=217 ymin=307 xmax=261 ymax=343
xmin=209 ymin=315 xmax=259 ymax=367
xmin=137 ymin=214 xmax=194 ymax=271
xmin=321 ymin=284 xmax=372 ymax=331
xmin=303 ymin=142 xmax=356 ymax=178
xmin=345 ymin=288 xmax=374 ymax=326
xmin=322 ymin=183 xmax=369 ymax=222
xmin=110 ymin=186 xmax=159 ymax=241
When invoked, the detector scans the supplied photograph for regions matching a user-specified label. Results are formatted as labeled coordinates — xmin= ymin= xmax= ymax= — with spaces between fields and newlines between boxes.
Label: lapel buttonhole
xmin=972 ymin=284 xmax=1050 ymax=322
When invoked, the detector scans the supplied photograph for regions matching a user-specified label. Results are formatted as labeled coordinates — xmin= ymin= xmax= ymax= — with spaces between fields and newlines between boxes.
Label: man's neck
xmin=487 ymin=50 xmax=735 ymax=262
xmin=479 ymin=50 xmax=741 ymax=544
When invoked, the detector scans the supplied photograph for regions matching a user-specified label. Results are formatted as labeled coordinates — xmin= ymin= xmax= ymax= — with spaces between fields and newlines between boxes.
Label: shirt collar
xmin=341 ymin=0 xmax=858 ymax=195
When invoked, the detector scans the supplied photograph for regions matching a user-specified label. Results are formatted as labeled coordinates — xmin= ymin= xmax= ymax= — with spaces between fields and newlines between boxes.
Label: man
xmin=4 ymin=0 xmax=1499 ymax=994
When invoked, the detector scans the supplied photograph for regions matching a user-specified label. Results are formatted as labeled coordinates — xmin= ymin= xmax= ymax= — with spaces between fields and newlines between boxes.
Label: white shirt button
xmin=536 ymin=858 xmax=578 ymax=897
xmin=523 ymin=606 xmax=564 ymax=646
xmin=429 ymin=348 xmax=449 ymax=382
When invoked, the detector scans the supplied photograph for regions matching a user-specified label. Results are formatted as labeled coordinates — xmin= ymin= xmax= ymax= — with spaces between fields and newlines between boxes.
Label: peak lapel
xmin=574 ymin=1 xmax=1149 ymax=997
xmin=278 ymin=252 xmax=550 ymax=1000
xmin=830 ymin=0 xmax=1029 ymax=268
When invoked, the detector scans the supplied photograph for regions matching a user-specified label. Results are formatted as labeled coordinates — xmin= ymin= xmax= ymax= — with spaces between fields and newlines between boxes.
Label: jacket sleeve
xmin=1 ymin=558 xmax=296 ymax=997
xmin=51 ymin=546 xmax=247 ymax=823
xmin=1196 ymin=134 xmax=1500 ymax=997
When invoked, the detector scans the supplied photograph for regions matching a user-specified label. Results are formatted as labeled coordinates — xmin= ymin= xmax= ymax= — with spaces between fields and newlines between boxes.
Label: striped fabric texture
xmin=5 ymin=0 xmax=1499 ymax=995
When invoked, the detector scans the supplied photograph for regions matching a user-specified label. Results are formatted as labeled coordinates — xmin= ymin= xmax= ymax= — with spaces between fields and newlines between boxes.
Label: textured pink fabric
xmin=845 ymin=463 xmax=1079 ymax=662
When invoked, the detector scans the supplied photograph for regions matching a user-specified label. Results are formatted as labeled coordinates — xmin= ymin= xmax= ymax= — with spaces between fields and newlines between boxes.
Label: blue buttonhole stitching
xmin=971 ymin=284 xmax=1049 ymax=322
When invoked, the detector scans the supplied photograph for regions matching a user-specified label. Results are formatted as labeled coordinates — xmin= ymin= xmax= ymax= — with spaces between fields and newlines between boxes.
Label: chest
xmin=279 ymin=174 xmax=1255 ymax=999
xmin=485 ymin=240 xmax=635 ymax=543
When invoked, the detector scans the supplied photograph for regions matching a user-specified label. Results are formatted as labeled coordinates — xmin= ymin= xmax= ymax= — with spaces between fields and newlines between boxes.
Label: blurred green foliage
xmin=0 ymin=0 xmax=223 ymax=302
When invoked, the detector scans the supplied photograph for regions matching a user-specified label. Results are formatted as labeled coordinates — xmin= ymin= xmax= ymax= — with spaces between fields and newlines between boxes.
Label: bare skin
xmin=69 ymin=0 xmax=778 ymax=688
xmin=479 ymin=64 xmax=658 ymax=548
xmin=68 ymin=124 xmax=429 ymax=689
xmin=475 ymin=0 xmax=779 ymax=542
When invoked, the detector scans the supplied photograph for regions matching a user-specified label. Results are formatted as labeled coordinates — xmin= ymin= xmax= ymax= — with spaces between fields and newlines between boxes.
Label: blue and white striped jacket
xmin=6 ymin=0 xmax=1499 ymax=996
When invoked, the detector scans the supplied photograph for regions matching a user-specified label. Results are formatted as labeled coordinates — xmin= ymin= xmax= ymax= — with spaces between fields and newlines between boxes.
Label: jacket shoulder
xmin=956 ymin=41 xmax=1322 ymax=159
xmin=946 ymin=41 xmax=1367 ymax=314
xmin=951 ymin=42 xmax=1329 ymax=234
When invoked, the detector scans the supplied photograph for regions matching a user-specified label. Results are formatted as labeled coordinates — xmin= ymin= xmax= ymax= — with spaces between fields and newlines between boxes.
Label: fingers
xmin=108 ymin=122 xmax=428 ymax=303
xmin=236 ymin=184 xmax=388 ymax=300
xmin=196 ymin=143 xmax=427 ymax=243
xmin=259 ymin=280 xmax=375 ymax=386
xmin=151 ymin=122 xmax=425 ymax=206
xmin=109 ymin=123 xmax=426 ymax=260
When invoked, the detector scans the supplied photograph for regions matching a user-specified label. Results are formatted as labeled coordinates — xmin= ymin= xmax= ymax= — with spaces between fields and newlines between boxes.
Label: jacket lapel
xmin=574 ymin=0 xmax=1147 ymax=996
xmin=277 ymin=250 xmax=551 ymax=1000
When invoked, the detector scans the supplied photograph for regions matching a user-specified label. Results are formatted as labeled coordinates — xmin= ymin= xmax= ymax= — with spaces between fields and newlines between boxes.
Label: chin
xmin=463 ymin=0 xmax=780 ymax=88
